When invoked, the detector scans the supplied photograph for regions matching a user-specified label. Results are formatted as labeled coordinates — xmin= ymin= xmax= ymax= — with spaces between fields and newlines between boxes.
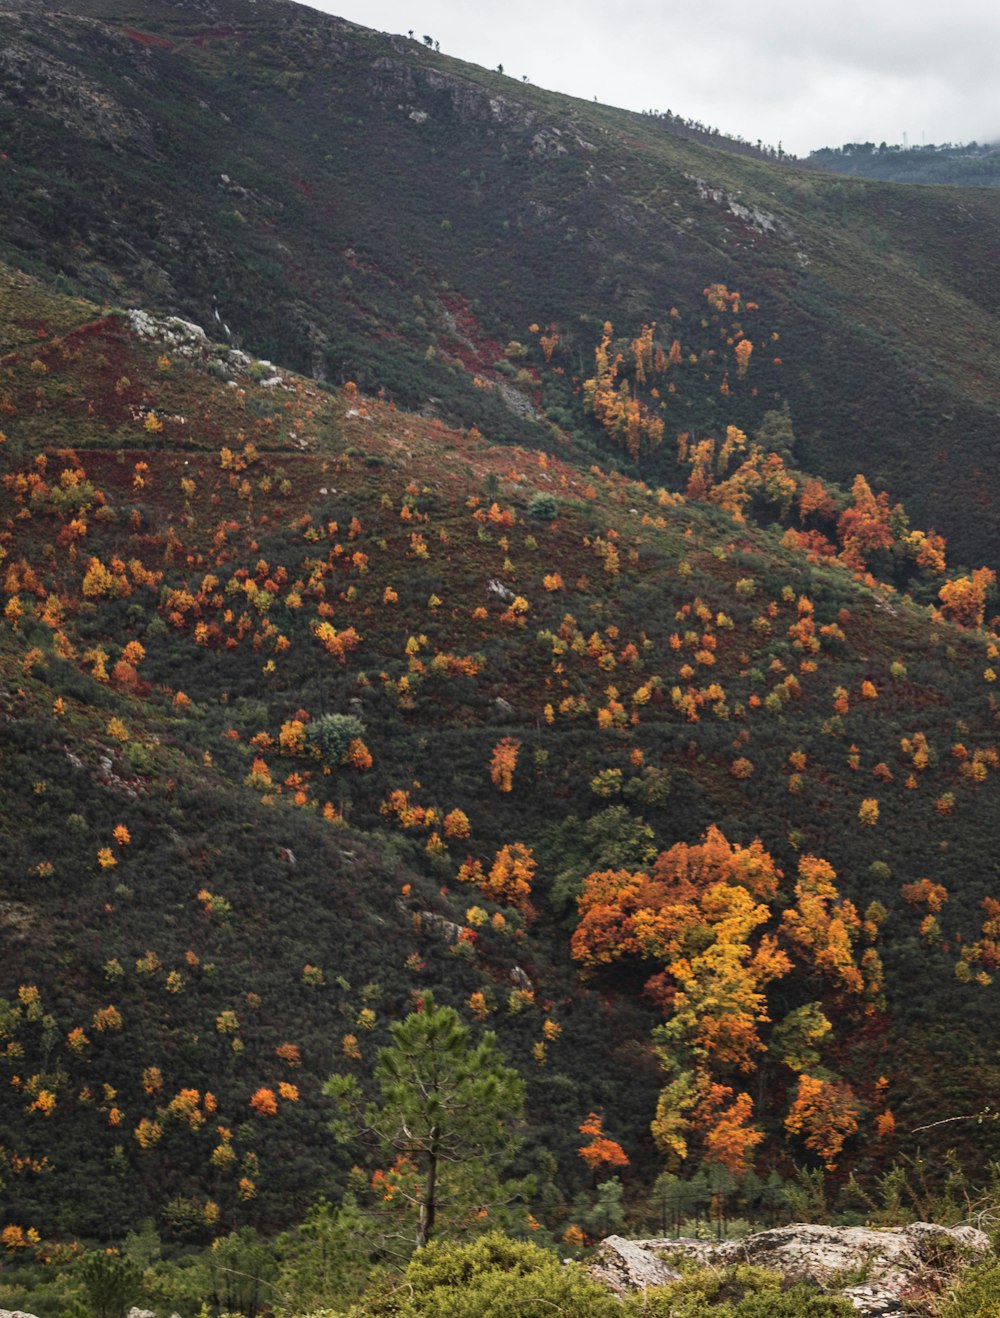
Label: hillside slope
xmin=1 ymin=0 xmax=1000 ymax=565
xmin=3 ymin=259 xmax=1000 ymax=1244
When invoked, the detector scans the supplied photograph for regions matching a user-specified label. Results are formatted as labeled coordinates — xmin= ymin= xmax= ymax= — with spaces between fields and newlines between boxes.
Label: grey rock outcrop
xmin=126 ymin=309 xmax=208 ymax=355
xmin=492 ymin=696 xmax=516 ymax=722
xmin=486 ymin=578 xmax=516 ymax=604
xmin=588 ymin=1235 xmax=681 ymax=1295
xmin=417 ymin=910 xmax=465 ymax=944
xmin=0 ymin=22 xmax=156 ymax=153
xmin=590 ymin=1222 xmax=990 ymax=1317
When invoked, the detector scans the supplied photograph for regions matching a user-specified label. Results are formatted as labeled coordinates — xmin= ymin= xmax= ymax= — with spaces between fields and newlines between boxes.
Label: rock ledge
xmin=590 ymin=1221 xmax=990 ymax=1316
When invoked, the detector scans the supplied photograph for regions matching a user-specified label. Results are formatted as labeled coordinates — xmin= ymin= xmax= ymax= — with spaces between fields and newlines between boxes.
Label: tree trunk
xmin=416 ymin=1134 xmax=439 ymax=1249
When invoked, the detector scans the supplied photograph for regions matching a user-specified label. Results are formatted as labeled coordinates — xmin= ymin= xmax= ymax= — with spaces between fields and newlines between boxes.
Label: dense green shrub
xmin=307 ymin=713 xmax=366 ymax=764
xmin=940 ymin=1257 xmax=1000 ymax=1317
xmin=345 ymin=1233 xmax=621 ymax=1317
xmin=636 ymin=1263 xmax=854 ymax=1316
xmin=526 ymin=493 xmax=558 ymax=521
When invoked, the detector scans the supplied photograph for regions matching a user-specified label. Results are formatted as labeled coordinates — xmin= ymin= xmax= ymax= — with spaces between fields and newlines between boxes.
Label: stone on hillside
xmin=126 ymin=309 xmax=207 ymax=353
xmin=419 ymin=910 xmax=464 ymax=943
xmin=487 ymin=578 xmax=516 ymax=604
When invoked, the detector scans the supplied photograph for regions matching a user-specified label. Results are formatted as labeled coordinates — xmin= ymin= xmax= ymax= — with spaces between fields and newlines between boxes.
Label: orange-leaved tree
xmin=572 ymin=825 xmax=881 ymax=1174
xmin=938 ymin=566 xmax=996 ymax=627
xmin=484 ymin=842 xmax=536 ymax=917
xmin=836 ymin=475 xmax=893 ymax=570
xmin=489 ymin=737 xmax=521 ymax=792
xmin=784 ymin=1074 xmax=860 ymax=1170
xmin=578 ymin=1111 xmax=629 ymax=1173
xmin=572 ymin=826 xmax=788 ymax=1173
xmin=781 ymin=857 xmax=870 ymax=999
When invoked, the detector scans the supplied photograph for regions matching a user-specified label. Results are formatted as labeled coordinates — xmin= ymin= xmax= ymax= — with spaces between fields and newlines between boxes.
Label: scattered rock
xmin=0 ymin=901 xmax=35 ymax=942
xmin=492 ymin=378 xmax=545 ymax=422
xmin=530 ymin=128 xmax=568 ymax=159
xmin=96 ymin=753 xmax=142 ymax=799
xmin=277 ymin=847 xmax=296 ymax=866
xmin=492 ymin=696 xmax=515 ymax=722
xmin=487 ymin=578 xmax=515 ymax=604
xmin=687 ymin=175 xmax=793 ymax=240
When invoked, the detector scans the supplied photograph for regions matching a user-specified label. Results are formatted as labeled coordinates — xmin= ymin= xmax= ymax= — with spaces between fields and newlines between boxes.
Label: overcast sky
xmin=297 ymin=0 xmax=1000 ymax=157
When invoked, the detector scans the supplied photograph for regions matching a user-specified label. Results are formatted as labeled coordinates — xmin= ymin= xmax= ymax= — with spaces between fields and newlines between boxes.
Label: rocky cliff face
xmin=0 ymin=11 xmax=157 ymax=152
xmin=590 ymin=1222 xmax=991 ymax=1316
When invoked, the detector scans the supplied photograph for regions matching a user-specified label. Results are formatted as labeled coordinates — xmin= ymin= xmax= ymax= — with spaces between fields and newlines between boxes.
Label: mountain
xmin=3 ymin=0 xmax=1000 ymax=1258
xmin=3 ymin=0 xmax=1000 ymax=565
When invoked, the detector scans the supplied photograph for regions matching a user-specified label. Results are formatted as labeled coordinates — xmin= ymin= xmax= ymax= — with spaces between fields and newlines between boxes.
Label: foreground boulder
xmin=586 ymin=1234 xmax=682 ymax=1295
xmin=590 ymin=1221 xmax=990 ymax=1316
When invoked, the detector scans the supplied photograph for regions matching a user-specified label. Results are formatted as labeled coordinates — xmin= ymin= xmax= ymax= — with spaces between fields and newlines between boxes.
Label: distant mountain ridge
xmin=805 ymin=140 xmax=1000 ymax=187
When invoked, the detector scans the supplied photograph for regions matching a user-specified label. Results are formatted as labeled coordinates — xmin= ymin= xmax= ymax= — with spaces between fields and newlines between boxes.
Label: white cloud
xmin=297 ymin=0 xmax=1000 ymax=153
